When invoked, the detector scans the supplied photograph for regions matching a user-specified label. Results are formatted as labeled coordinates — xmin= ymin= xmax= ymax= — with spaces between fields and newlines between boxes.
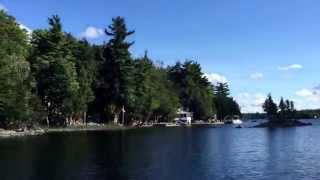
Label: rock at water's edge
xmin=254 ymin=120 xmax=312 ymax=128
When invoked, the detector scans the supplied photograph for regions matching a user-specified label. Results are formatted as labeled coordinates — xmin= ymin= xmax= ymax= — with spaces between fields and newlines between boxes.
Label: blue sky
xmin=1 ymin=0 xmax=320 ymax=112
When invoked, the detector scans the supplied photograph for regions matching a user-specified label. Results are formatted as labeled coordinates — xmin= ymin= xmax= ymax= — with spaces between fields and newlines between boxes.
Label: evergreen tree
xmin=262 ymin=94 xmax=297 ymax=122
xmin=262 ymin=94 xmax=278 ymax=121
xmin=65 ymin=35 xmax=96 ymax=123
xmin=150 ymin=65 xmax=179 ymax=122
xmin=99 ymin=16 xmax=135 ymax=123
xmin=0 ymin=10 xmax=33 ymax=128
xmin=131 ymin=52 xmax=155 ymax=122
xmin=126 ymin=52 xmax=180 ymax=123
xmin=214 ymin=83 xmax=230 ymax=97
xmin=0 ymin=12 xmax=245 ymax=127
xmin=278 ymin=97 xmax=286 ymax=120
xmin=213 ymin=82 xmax=241 ymax=120
xmin=29 ymin=15 xmax=79 ymax=125
xmin=168 ymin=60 xmax=215 ymax=120
xmin=289 ymin=101 xmax=296 ymax=120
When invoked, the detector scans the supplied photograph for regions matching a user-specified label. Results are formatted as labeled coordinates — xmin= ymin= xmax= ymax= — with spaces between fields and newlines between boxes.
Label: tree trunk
xmin=114 ymin=113 xmax=119 ymax=124
xmin=46 ymin=116 xmax=50 ymax=128
xmin=83 ymin=111 xmax=87 ymax=125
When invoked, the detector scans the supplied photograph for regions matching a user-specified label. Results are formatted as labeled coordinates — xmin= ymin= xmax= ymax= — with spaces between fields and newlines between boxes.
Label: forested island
xmin=255 ymin=94 xmax=311 ymax=127
xmin=244 ymin=109 xmax=320 ymax=120
xmin=0 ymin=10 xmax=242 ymax=132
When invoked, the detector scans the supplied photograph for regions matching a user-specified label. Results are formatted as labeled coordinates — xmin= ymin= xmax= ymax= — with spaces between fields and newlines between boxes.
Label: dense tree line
xmin=0 ymin=10 xmax=241 ymax=128
xmin=213 ymin=83 xmax=241 ymax=120
xmin=244 ymin=109 xmax=320 ymax=120
xmin=295 ymin=109 xmax=320 ymax=119
xmin=262 ymin=94 xmax=296 ymax=122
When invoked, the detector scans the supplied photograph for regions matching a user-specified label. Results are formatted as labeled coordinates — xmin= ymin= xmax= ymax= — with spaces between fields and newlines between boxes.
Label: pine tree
xmin=213 ymin=82 xmax=240 ymax=120
xmin=0 ymin=10 xmax=33 ymax=128
xmin=99 ymin=16 xmax=135 ymax=123
xmin=168 ymin=60 xmax=215 ymax=120
xmin=278 ymin=97 xmax=286 ymax=121
xmin=131 ymin=52 xmax=155 ymax=122
xmin=65 ymin=35 xmax=96 ymax=123
xmin=262 ymin=94 xmax=278 ymax=121
xmin=29 ymin=15 xmax=79 ymax=125
xmin=214 ymin=83 xmax=230 ymax=97
xmin=289 ymin=101 xmax=296 ymax=120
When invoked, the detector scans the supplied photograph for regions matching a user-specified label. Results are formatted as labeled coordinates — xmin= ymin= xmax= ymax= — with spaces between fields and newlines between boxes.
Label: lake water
xmin=1 ymin=120 xmax=320 ymax=180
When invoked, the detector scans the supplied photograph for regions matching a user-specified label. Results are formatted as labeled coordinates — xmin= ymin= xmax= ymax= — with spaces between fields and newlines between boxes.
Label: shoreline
xmin=0 ymin=124 xmax=133 ymax=138
xmin=47 ymin=124 xmax=131 ymax=133
xmin=253 ymin=120 xmax=312 ymax=128
xmin=0 ymin=122 xmax=222 ymax=138
xmin=0 ymin=120 xmax=314 ymax=138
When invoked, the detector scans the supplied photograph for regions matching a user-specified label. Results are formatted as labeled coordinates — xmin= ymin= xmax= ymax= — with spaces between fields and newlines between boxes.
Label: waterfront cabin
xmin=174 ymin=109 xmax=193 ymax=125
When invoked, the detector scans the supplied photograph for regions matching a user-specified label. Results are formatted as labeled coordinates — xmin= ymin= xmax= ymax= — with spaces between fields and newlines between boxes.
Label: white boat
xmin=224 ymin=115 xmax=243 ymax=125
xmin=166 ymin=123 xmax=179 ymax=127
xmin=232 ymin=119 xmax=243 ymax=124
xmin=174 ymin=109 xmax=193 ymax=126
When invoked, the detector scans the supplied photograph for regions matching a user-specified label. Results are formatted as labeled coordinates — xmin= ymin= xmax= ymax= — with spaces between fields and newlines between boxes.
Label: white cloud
xmin=294 ymin=86 xmax=320 ymax=109
xmin=80 ymin=26 xmax=104 ymax=39
xmin=278 ymin=64 xmax=303 ymax=71
xmin=0 ymin=3 xmax=7 ymax=11
xmin=296 ymin=89 xmax=314 ymax=98
xmin=295 ymin=88 xmax=320 ymax=102
xmin=250 ymin=72 xmax=263 ymax=80
xmin=294 ymin=100 xmax=320 ymax=110
xmin=235 ymin=93 xmax=266 ymax=113
xmin=203 ymin=73 xmax=228 ymax=85
xmin=19 ymin=23 xmax=32 ymax=35
xmin=0 ymin=4 xmax=32 ymax=37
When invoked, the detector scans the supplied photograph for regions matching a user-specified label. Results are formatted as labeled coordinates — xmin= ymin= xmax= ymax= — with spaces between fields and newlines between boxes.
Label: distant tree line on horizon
xmin=244 ymin=109 xmax=320 ymax=120
xmin=0 ymin=10 xmax=241 ymax=129
xmin=243 ymin=94 xmax=320 ymax=120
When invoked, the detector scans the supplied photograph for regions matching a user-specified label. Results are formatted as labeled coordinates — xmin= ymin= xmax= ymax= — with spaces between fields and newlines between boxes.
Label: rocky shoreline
xmin=0 ymin=120 xmax=313 ymax=138
xmin=47 ymin=123 xmax=130 ymax=133
xmin=0 ymin=123 xmax=131 ymax=138
xmin=0 ymin=129 xmax=46 ymax=137
xmin=254 ymin=120 xmax=312 ymax=128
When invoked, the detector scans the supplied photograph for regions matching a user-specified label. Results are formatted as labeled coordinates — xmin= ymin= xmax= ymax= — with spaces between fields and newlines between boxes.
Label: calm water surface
xmin=1 ymin=120 xmax=320 ymax=180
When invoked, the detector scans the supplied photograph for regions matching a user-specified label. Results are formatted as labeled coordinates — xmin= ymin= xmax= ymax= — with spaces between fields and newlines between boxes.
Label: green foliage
xmin=130 ymin=53 xmax=179 ymax=122
xmin=262 ymin=94 xmax=278 ymax=121
xmin=0 ymin=10 xmax=33 ymax=127
xmin=65 ymin=35 xmax=96 ymax=120
xmin=278 ymin=98 xmax=296 ymax=121
xmin=168 ymin=60 xmax=215 ymax=120
xmin=98 ymin=16 xmax=135 ymax=122
xmin=0 ymin=12 xmax=242 ymax=127
xmin=213 ymin=83 xmax=241 ymax=120
xmin=29 ymin=15 xmax=80 ymax=124
xmin=214 ymin=83 xmax=230 ymax=97
xmin=262 ymin=94 xmax=296 ymax=122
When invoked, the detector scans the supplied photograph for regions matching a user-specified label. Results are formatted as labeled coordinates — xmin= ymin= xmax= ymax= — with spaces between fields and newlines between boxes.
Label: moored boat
xmin=232 ymin=119 xmax=243 ymax=124
xmin=224 ymin=115 xmax=243 ymax=125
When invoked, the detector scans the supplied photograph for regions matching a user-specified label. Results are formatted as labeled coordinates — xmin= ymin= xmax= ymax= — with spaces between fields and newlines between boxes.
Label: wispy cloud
xmin=294 ymin=87 xmax=320 ymax=110
xmin=278 ymin=64 xmax=303 ymax=71
xmin=250 ymin=72 xmax=263 ymax=80
xmin=296 ymin=88 xmax=320 ymax=102
xmin=0 ymin=4 xmax=32 ymax=37
xmin=80 ymin=26 xmax=104 ymax=39
xmin=19 ymin=23 xmax=32 ymax=35
xmin=203 ymin=73 xmax=228 ymax=85
xmin=235 ymin=93 xmax=266 ymax=113
xmin=0 ymin=3 xmax=7 ymax=11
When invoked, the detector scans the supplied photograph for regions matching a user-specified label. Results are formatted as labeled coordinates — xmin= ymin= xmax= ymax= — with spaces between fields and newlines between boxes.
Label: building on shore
xmin=174 ymin=108 xmax=193 ymax=125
